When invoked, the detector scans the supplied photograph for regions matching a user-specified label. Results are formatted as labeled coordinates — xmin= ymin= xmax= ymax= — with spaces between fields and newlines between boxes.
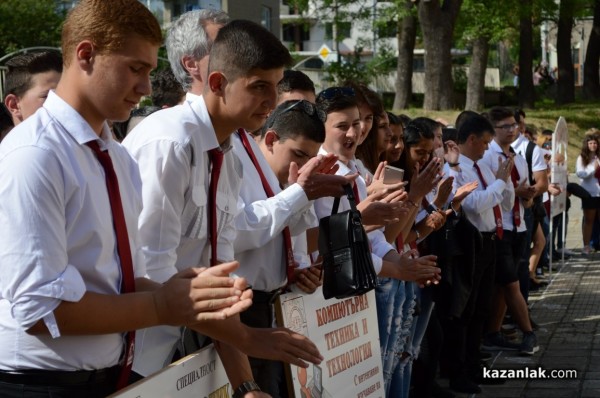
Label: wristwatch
xmin=233 ymin=380 xmax=261 ymax=398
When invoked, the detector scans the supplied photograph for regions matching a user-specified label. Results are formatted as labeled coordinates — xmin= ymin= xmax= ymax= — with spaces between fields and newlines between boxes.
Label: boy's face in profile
xmin=263 ymin=131 xmax=320 ymax=186
xmin=222 ymin=67 xmax=283 ymax=132
xmin=5 ymin=70 xmax=61 ymax=124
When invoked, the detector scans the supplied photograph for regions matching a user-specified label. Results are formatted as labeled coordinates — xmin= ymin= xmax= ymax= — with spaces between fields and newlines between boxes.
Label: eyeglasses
xmin=278 ymin=100 xmax=327 ymax=123
xmin=316 ymin=86 xmax=355 ymax=101
xmin=495 ymin=123 xmax=518 ymax=131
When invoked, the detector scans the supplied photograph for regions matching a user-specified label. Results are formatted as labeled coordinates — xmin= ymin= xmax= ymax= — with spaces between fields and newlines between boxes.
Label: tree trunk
xmin=418 ymin=0 xmax=463 ymax=110
xmin=556 ymin=0 xmax=575 ymax=105
xmin=393 ymin=2 xmax=417 ymax=110
xmin=466 ymin=36 xmax=490 ymax=111
xmin=583 ymin=0 xmax=600 ymax=100
xmin=518 ymin=0 xmax=535 ymax=108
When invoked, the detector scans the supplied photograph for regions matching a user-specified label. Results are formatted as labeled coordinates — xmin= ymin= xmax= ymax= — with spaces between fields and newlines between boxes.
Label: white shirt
xmin=576 ymin=155 xmax=600 ymax=197
xmin=481 ymin=140 xmax=525 ymax=232
xmin=512 ymin=133 xmax=547 ymax=177
xmin=449 ymin=154 xmax=512 ymax=233
xmin=232 ymin=131 xmax=317 ymax=292
xmin=0 ymin=91 xmax=145 ymax=371
xmin=122 ymin=96 xmax=243 ymax=376
xmin=313 ymin=147 xmax=394 ymax=274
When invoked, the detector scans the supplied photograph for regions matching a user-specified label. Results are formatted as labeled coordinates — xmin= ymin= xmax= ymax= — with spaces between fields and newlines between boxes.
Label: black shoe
xmin=449 ymin=375 xmax=482 ymax=394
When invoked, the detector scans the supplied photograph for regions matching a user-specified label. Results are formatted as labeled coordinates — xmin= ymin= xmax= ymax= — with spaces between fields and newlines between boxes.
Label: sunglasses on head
xmin=268 ymin=100 xmax=327 ymax=129
xmin=316 ymin=86 xmax=355 ymax=101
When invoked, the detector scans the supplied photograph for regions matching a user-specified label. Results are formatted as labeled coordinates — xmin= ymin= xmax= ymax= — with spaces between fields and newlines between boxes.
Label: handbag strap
xmin=331 ymin=184 xmax=358 ymax=215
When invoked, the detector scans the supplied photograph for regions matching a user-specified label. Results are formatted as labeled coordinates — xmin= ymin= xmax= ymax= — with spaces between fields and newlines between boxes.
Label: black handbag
xmin=319 ymin=184 xmax=378 ymax=299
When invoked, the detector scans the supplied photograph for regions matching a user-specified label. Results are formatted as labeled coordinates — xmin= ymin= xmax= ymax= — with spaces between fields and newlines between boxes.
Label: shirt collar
xmin=459 ymin=153 xmax=475 ymax=169
xmin=318 ymin=145 xmax=354 ymax=175
xmin=44 ymin=91 xmax=115 ymax=149
xmin=185 ymin=91 xmax=202 ymax=103
xmin=188 ymin=95 xmax=220 ymax=152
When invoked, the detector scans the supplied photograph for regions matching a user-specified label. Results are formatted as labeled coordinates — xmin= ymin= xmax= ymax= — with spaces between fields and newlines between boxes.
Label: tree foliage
xmin=0 ymin=0 xmax=64 ymax=57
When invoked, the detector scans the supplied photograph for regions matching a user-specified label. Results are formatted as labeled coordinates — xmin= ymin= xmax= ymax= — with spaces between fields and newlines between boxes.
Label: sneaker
xmin=481 ymin=332 xmax=520 ymax=351
xmin=520 ymin=332 xmax=539 ymax=355
xmin=582 ymin=246 xmax=592 ymax=255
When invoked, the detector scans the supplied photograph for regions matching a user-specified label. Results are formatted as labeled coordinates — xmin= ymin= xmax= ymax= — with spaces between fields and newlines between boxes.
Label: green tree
xmin=0 ymin=0 xmax=64 ymax=57
xmin=583 ymin=0 xmax=600 ymax=99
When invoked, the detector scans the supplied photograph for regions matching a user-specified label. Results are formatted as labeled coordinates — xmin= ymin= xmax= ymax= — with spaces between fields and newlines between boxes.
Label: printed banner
xmin=109 ymin=343 xmax=230 ymax=398
xmin=551 ymin=117 xmax=568 ymax=218
xmin=277 ymin=288 xmax=384 ymax=398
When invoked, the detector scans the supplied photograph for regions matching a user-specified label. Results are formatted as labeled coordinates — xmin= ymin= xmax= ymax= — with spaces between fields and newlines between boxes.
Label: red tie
xmin=86 ymin=141 xmax=134 ymax=390
xmin=501 ymin=152 xmax=521 ymax=228
xmin=395 ymin=233 xmax=404 ymax=254
xmin=473 ymin=162 xmax=504 ymax=239
xmin=208 ymin=148 xmax=224 ymax=267
xmin=237 ymin=130 xmax=296 ymax=285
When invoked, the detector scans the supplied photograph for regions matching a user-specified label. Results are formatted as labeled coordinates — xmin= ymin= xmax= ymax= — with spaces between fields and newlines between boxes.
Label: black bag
xmin=319 ymin=184 xmax=377 ymax=299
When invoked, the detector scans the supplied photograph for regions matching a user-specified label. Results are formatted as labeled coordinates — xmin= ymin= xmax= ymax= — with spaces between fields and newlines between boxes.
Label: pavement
xmin=436 ymin=187 xmax=600 ymax=398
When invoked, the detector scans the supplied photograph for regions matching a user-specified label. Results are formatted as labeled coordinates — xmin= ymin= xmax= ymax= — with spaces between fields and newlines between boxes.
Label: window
xmin=261 ymin=6 xmax=272 ymax=31
xmin=282 ymin=24 xmax=310 ymax=43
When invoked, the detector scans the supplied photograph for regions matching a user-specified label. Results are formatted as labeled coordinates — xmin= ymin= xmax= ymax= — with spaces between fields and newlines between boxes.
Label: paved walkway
xmin=440 ymin=190 xmax=600 ymax=397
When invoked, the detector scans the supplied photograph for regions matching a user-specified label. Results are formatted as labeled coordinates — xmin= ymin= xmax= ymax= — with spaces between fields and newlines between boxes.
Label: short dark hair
xmin=4 ymin=51 xmax=63 ymax=99
xmin=112 ymin=106 xmax=160 ymax=141
xmin=209 ymin=20 xmax=292 ymax=81
xmin=457 ymin=112 xmax=494 ymax=144
xmin=0 ymin=103 xmax=14 ymax=141
xmin=455 ymin=110 xmax=479 ymax=130
xmin=261 ymin=100 xmax=325 ymax=144
xmin=316 ymin=88 xmax=358 ymax=114
xmin=486 ymin=106 xmax=514 ymax=125
xmin=343 ymin=81 xmax=384 ymax=117
xmin=151 ymin=68 xmax=185 ymax=107
xmin=277 ymin=70 xmax=315 ymax=96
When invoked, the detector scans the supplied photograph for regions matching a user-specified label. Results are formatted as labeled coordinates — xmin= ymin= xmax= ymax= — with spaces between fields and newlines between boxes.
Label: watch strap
xmin=233 ymin=380 xmax=261 ymax=398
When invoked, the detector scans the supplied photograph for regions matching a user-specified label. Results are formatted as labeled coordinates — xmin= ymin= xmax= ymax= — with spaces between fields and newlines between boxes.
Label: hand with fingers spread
xmin=393 ymin=251 xmax=441 ymax=283
xmin=289 ymin=153 xmax=357 ymax=200
xmin=444 ymin=140 xmax=460 ymax=166
xmin=242 ymin=326 xmax=323 ymax=368
xmin=358 ymin=189 xmax=409 ymax=229
xmin=495 ymin=155 xmax=514 ymax=182
xmin=433 ymin=176 xmax=454 ymax=208
xmin=153 ymin=261 xmax=253 ymax=326
xmin=366 ymin=161 xmax=406 ymax=196
xmin=408 ymin=159 xmax=443 ymax=201
xmin=454 ymin=181 xmax=478 ymax=204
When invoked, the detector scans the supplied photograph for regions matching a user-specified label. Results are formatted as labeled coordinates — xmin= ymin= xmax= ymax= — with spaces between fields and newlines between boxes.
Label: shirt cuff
xmin=11 ymin=264 xmax=86 ymax=331
xmin=281 ymin=183 xmax=312 ymax=213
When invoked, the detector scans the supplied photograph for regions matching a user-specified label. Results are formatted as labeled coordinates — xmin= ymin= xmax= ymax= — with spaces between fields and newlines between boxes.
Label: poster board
xmin=550 ymin=117 xmax=568 ymax=218
xmin=277 ymin=288 xmax=384 ymax=398
xmin=109 ymin=343 xmax=231 ymax=398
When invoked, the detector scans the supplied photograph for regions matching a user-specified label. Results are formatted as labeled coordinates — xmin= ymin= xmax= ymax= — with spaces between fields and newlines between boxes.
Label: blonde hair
xmin=61 ymin=0 xmax=162 ymax=67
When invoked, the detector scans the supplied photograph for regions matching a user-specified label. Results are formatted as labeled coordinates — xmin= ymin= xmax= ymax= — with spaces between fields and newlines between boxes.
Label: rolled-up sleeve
xmin=0 ymin=146 xmax=87 ymax=334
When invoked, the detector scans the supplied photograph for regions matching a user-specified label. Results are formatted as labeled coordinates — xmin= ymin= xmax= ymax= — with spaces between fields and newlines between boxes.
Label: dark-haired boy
xmin=446 ymin=112 xmax=514 ymax=393
xmin=233 ymin=100 xmax=352 ymax=395
xmin=3 ymin=50 xmax=62 ymax=127
xmin=276 ymin=70 xmax=316 ymax=104
xmin=481 ymin=106 xmax=538 ymax=356
xmin=0 ymin=1 xmax=250 ymax=397
xmin=124 ymin=20 xmax=323 ymax=396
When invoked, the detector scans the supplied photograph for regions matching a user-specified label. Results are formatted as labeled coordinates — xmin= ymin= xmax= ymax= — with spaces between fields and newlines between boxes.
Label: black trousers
xmin=0 ymin=367 xmax=119 ymax=398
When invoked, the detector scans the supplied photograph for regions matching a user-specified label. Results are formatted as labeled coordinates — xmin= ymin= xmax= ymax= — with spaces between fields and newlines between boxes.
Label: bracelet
xmin=448 ymin=162 xmax=460 ymax=167
xmin=406 ymin=199 xmax=419 ymax=208
xmin=233 ymin=381 xmax=261 ymax=398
